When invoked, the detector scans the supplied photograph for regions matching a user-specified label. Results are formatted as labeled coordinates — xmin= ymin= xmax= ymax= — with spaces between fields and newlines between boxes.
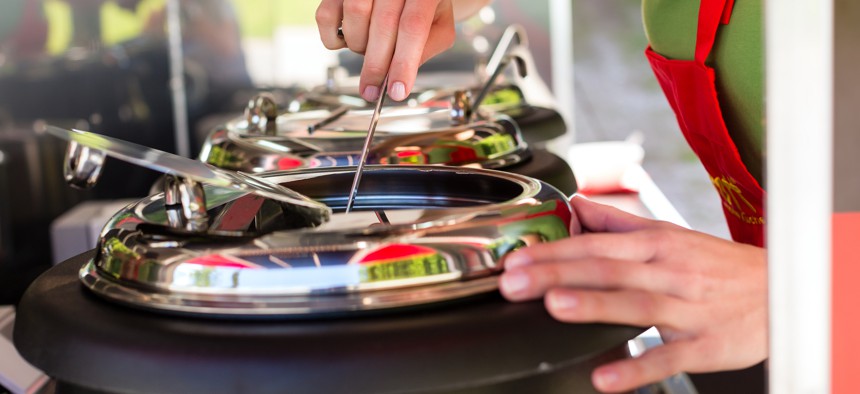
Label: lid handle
xmin=244 ymin=93 xmax=279 ymax=135
xmin=64 ymin=140 xmax=106 ymax=189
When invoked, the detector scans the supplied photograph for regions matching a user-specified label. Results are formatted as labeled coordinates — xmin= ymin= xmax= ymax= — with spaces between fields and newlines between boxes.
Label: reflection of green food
xmin=494 ymin=200 xmax=571 ymax=259
xmin=391 ymin=133 xmax=517 ymax=165
xmin=475 ymin=134 xmax=516 ymax=158
xmin=102 ymin=237 xmax=138 ymax=279
xmin=101 ymin=237 xmax=161 ymax=281
xmin=487 ymin=236 xmax=528 ymax=260
xmin=206 ymin=146 xmax=243 ymax=169
xmin=360 ymin=254 xmax=450 ymax=283
xmin=481 ymin=88 xmax=523 ymax=107
xmin=190 ymin=267 xmax=216 ymax=287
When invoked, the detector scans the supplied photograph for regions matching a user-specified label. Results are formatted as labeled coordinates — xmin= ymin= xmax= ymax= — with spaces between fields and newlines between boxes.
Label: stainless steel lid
xmin=48 ymin=127 xmax=573 ymax=317
xmin=81 ymin=166 xmax=571 ymax=316
xmin=46 ymin=125 xmax=331 ymax=231
xmin=80 ymin=166 xmax=572 ymax=317
xmin=199 ymin=102 xmax=531 ymax=174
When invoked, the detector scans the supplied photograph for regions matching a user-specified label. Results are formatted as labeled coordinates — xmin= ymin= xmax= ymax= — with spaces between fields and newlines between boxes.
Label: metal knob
xmin=244 ymin=93 xmax=279 ymax=135
xmin=63 ymin=140 xmax=106 ymax=189
xmin=163 ymin=175 xmax=209 ymax=232
xmin=450 ymin=90 xmax=473 ymax=125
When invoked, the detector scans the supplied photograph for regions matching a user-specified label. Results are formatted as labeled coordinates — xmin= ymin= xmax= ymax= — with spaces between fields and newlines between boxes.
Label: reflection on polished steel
xmin=46 ymin=126 xmax=331 ymax=227
xmin=63 ymin=140 xmax=107 ymax=189
xmin=79 ymin=166 xmax=574 ymax=317
xmin=199 ymin=105 xmax=531 ymax=174
xmin=450 ymin=90 xmax=474 ymax=125
xmin=163 ymin=175 xmax=209 ymax=232
xmin=198 ymin=25 xmax=567 ymax=175
xmin=244 ymin=93 xmax=279 ymax=135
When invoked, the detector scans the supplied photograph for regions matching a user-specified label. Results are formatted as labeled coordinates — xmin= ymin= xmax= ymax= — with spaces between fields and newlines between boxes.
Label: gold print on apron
xmin=711 ymin=176 xmax=764 ymax=225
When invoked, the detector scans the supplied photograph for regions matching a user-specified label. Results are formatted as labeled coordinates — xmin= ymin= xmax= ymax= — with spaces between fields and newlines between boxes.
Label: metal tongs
xmin=345 ymin=74 xmax=389 ymax=213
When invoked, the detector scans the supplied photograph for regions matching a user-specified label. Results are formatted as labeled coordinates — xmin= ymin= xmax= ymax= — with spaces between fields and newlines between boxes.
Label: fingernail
xmin=362 ymin=85 xmax=380 ymax=102
xmin=389 ymin=81 xmax=407 ymax=101
xmin=593 ymin=369 xmax=619 ymax=391
xmin=503 ymin=251 xmax=531 ymax=269
xmin=548 ymin=292 xmax=578 ymax=310
xmin=500 ymin=270 xmax=530 ymax=295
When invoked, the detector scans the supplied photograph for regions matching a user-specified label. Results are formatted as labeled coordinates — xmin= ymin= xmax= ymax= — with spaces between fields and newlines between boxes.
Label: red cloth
xmin=645 ymin=0 xmax=765 ymax=246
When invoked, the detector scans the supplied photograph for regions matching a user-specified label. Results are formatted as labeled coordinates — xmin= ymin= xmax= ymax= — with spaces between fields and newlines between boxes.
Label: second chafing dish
xmin=197 ymin=26 xmax=566 ymax=175
xmin=200 ymin=100 xmax=531 ymax=174
xmin=50 ymin=127 xmax=575 ymax=318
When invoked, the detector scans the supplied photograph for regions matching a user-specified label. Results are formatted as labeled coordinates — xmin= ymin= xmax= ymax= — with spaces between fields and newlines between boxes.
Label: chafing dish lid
xmin=45 ymin=125 xmax=331 ymax=218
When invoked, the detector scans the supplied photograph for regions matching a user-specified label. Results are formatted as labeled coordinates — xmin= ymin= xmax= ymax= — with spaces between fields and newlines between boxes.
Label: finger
xmin=499 ymin=259 xmax=683 ymax=301
xmin=359 ymin=0 xmax=406 ymax=101
xmin=384 ymin=0 xmax=451 ymax=101
xmin=341 ymin=0 xmax=374 ymax=53
xmin=571 ymin=195 xmax=678 ymax=234
xmin=420 ymin=0 xmax=456 ymax=64
xmin=543 ymin=288 xmax=689 ymax=329
xmin=316 ymin=0 xmax=346 ymax=50
xmin=591 ymin=341 xmax=695 ymax=393
xmin=502 ymin=231 xmax=660 ymax=269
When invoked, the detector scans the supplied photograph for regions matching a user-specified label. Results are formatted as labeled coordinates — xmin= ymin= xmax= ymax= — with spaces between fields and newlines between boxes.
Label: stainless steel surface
xmin=450 ymin=90 xmax=473 ymax=125
xmin=163 ymin=175 xmax=209 ymax=232
xmin=63 ymin=140 xmax=106 ymax=189
xmin=200 ymin=105 xmax=530 ymax=173
xmin=79 ymin=165 xmax=573 ymax=317
xmin=306 ymin=104 xmax=349 ymax=134
xmin=46 ymin=126 xmax=331 ymax=227
xmin=45 ymin=126 xmax=331 ymax=231
xmin=195 ymin=24 xmax=565 ymax=176
xmin=244 ymin=93 xmax=279 ymax=135
xmin=345 ymin=75 xmax=389 ymax=213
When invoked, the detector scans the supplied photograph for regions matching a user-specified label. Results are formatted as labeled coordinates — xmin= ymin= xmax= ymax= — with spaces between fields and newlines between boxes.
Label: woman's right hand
xmin=315 ymin=0 xmax=457 ymax=102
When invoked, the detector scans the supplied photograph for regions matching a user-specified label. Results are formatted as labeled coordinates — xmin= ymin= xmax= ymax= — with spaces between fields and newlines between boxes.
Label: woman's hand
xmin=500 ymin=196 xmax=767 ymax=393
xmin=316 ymin=0 xmax=456 ymax=102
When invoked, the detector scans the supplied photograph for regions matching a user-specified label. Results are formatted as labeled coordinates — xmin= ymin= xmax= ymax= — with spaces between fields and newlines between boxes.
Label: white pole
xmin=548 ymin=0 xmax=575 ymax=150
xmin=766 ymin=0 xmax=833 ymax=392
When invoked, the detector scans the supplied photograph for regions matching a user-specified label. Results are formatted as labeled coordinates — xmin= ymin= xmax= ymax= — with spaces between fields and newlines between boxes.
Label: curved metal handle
xmin=485 ymin=24 xmax=529 ymax=81
xmin=164 ymin=175 xmax=209 ymax=232
xmin=64 ymin=140 xmax=106 ymax=189
xmin=470 ymin=53 xmax=527 ymax=122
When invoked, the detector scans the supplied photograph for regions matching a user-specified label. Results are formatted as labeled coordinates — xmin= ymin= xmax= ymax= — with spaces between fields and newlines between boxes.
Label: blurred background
xmin=0 ymin=0 xmax=726 ymax=304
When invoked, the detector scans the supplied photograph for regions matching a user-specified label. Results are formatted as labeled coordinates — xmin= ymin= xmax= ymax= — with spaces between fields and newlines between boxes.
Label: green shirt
xmin=642 ymin=0 xmax=764 ymax=184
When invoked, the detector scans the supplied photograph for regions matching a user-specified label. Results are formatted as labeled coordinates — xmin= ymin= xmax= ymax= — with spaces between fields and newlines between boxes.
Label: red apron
xmin=645 ymin=0 xmax=765 ymax=247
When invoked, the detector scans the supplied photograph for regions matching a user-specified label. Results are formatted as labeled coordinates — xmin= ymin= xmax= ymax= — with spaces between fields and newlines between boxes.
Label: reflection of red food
xmin=446 ymin=145 xmax=478 ymax=163
xmin=358 ymin=244 xmax=437 ymax=265
xmin=116 ymin=216 xmax=144 ymax=226
xmin=277 ymin=157 xmax=304 ymax=170
xmin=396 ymin=150 xmax=423 ymax=159
xmin=186 ymin=254 xmax=260 ymax=269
